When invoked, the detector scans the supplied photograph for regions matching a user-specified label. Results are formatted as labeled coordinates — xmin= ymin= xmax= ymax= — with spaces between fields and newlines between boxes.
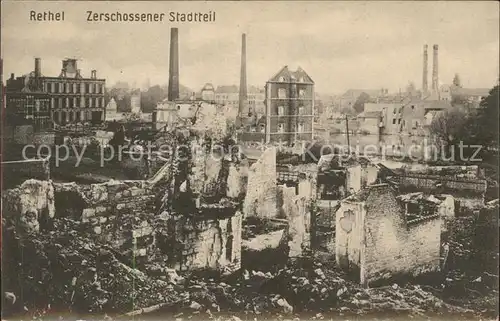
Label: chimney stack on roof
xmin=422 ymin=45 xmax=428 ymax=94
xmin=168 ymin=27 xmax=180 ymax=101
xmin=432 ymin=44 xmax=439 ymax=95
xmin=238 ymin=33 xmax=248 ymax=123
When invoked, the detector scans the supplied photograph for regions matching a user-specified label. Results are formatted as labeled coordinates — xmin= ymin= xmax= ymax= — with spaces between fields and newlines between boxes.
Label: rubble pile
xmin=250 ymin=259 xmax=479 ymax=319
xmin=1 ymin=218 xmax=181 ymax=319
xmin=443 ymin=214 xmax=498 ymax=274
xmin=439 ymin=212 xmax=499 ymax=316
xmin=2 ymin=217 xmax=492 ymax=321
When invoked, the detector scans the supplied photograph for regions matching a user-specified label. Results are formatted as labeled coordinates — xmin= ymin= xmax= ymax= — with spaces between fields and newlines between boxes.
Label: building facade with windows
xmin=5 ymin=59 xmax=52 ymax=131
xmin=363 ymin=98 xmax=451 ymax=137
xmin=214 ymin=85 xmax=265 ymax=116
xmin=5 ymin=58 xmax=106 ymax=130
xmin=263 ymin=66 xmax=315 ymax=144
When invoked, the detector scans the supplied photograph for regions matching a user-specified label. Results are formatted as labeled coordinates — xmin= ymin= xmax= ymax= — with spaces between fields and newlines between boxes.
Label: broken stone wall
xmin=362 ymin=163 xmax=379 ymax=187
xmin=2 ymin=179 xmax=55 ymax=234
xmin=156 ymin=130 xmax=248 ymax=274
xmin=346 ymin=165 xmax=362 ymax=193
xmin=346 ymin=163 xmax=379 ymax=194
xmin=278 ymin=184 xmax=310 ymax=257
xmin=398 ymin=174 xmax=487 ymax=210
xmin=297 ymin=174 xmax=317 ymax=200
xmin=157 ymin=211 xmax=243 ymax=274
xmin=436 ymin=195 xmax=455 ymax=218
xmin=362 ymin=185 xmax=441 ymax=286
xmin=243 ymin=147 xmax=277 ymax=218
xmin=15 ymin=176 xmax=243 ymax=275
xmin=314 ymin=200 xmax=340 ymax=253
xmin=184 ymin=136 xmax=248 ymax=203
xmin=335 ymin=200 xmax=365 ymax=274
xmin=52 ymin=180 xmax=158 ymax=267
xmin=290 ymin=164 xmax=318 ymax=200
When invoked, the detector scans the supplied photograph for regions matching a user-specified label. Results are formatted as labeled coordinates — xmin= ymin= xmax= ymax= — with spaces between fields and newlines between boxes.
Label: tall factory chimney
xmin=432 ymin=44 xmax=439 ymax=95
xmin=168 ymin=28 xmax=180 ymax=101
xmin=34 ymin=57 xmax=41 ymax=78
xmin=238 ymin=33 xmax=248 ymax=124
xmin=422 ymin=45 xmax=428 ymax=94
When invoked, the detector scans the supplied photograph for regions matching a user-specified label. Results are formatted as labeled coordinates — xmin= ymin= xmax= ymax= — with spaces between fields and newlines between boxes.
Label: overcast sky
xmin=2 ymin=1 xmax=499 ymax=94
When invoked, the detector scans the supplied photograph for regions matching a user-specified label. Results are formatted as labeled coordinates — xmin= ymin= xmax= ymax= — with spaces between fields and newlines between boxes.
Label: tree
xmin=141 ymin=85 xmax=167 ymax=113
xmin=474 ymin=85 xmax=499 ymax=149
xmin=352 ymin=92 xmax=371 ymax=113
xmin=452 ymin=73 xmax=462 ymax=88
xmin=430 ymin=84 xmax=499 ymax=161
xmin=429 ymin=109 xmax=472 ymax=159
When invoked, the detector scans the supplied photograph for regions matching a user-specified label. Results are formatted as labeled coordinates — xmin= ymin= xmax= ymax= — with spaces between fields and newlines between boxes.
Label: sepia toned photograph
xmin=1 ymin=1 xmax=499 ymax=320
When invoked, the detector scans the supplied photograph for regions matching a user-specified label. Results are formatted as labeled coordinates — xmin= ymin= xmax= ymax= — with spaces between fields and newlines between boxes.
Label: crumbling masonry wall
xmin=336 ymin=185 xmax=441 ymax=286
xmin=314 ymin=200 xmax=340 ymax=253
xmin=2 ymin=179 xmax=55 ymax=234
xmin=278 ymin=184 xmax=310 ymax=257
xmin=158 ymin=211 xmax=243 ymax=274
xmin=52 ymin=180 xmax=159 ymax=266
xmin=243 ymin=147 xmax=277 ymax=218
xmin=363 ymin=185 xmax=441 ymax=286
xmin=397 ymin=174 xmax=487 ymax=210
xmin=335 ymin=200 xmax=365 ymax=272
xmin=160 ymin=132 xmax=247 ymax=274
xmin=4 ymin=175 xmax=243 ymax=275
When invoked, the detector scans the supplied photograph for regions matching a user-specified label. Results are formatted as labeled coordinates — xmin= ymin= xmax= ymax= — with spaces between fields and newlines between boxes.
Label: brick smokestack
xmin=238 ymin=33 xmax=248 ymax=122
xmin=432 ymin=44 xmax=439 ymax=94
xmin=168 ymin=28 xmax=180 ymax=101
xmin=422 ymin=45 xmax=428 ymax=94
xmin=35 ymin=57 xmax=41 ymax=78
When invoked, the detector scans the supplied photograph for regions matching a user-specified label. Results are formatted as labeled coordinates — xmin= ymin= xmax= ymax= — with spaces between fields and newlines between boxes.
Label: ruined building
xmin=2 ymin=127 xmax=249 ymax=275
xmin=242 ymin=147 xmax=317 ymax=258
xmin=335 ymin=184 xmax=442 ymax=286
xmin=316 ymin=154 xmax=379 ymax=201
xmin=263 ymin=66 xmax=315 ymax=145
